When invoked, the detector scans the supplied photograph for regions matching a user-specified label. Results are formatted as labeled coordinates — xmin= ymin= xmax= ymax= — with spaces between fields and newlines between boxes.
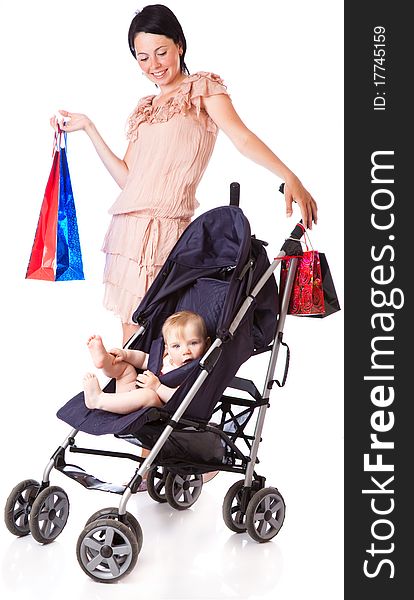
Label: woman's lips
xmin=152 ymin=69 xmax=168 ymax=79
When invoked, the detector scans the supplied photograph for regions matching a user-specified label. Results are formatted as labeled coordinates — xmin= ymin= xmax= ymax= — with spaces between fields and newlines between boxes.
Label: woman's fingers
xmin=284 ymin=184 xmax=318 ymax=230
xmin=50 ymin=115 xmax=61 ymax=131
xmin=310 ymin=195 xmax=318 ymax=226
xmin=60 ymin=114 xmax=72 ymax=130
xmin=300 ymin=199 xmax=312 ymax=230
xmin=50 ymin=110 xmax=91 ymax=133
xmin=50 ymin=111 xmax=71 ymax=131
xmin=284 ymin=189 xmax=294 ymax=218
xmin=301 ymin=194 xmax=318 ymax=230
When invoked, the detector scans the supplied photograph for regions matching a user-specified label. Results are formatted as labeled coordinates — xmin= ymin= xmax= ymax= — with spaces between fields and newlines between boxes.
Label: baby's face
xmin=165 ymin=322 xmax=208 ymax=367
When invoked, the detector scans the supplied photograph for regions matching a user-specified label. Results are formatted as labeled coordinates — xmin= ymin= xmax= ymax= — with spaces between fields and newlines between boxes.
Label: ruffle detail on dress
xmin=180 ymin=72 xmax=227 ymax=116
xmin=103 ymin=256 xmax=163 ymax=324
xmin=103 ymin=280 xmax=142 ymax=325
xmin=126 ymin=72 xmax=229 ymax=140
xmin=126 ymin=95 xmax=156 ymax=142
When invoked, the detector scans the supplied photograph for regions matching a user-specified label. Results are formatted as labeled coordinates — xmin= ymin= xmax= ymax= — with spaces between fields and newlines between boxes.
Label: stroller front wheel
xmin=245 ymin=487 xmax=286 ymax=542
xmin=29 ymin=485 xmax=70 ymax=544
xmin=146 ymin=466 xmax=168 ymax=503
xmin=4 ymin=478 xmax=41 ymax=537
xmin=165 ymin=472 xmax=203 ymax=510
xmin=222 ymin=480 xmax=248 ymax=533
xmin=84 ymin=507 xmax=143 ymax=553
xmin=77 ymin=518 xmax=139 ymax=582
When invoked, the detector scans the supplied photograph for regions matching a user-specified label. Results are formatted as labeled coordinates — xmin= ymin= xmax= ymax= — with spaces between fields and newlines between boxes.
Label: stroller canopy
xmin=133 ymin=205 xmax=277 ymax=348
xmin=133 ymin=206 xmax=250 ymax=332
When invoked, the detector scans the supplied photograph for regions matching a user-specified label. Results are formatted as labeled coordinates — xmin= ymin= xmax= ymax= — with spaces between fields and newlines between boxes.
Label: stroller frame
xmin=5 ymin=183 xmax=304 ymax=582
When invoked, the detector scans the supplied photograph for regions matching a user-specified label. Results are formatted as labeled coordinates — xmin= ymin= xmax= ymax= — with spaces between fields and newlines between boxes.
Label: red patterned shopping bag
xmin=280 ymin=250 xmax=325 ymax=316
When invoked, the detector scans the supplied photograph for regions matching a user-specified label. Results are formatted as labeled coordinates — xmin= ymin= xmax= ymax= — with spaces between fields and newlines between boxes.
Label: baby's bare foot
xmin=83 ymin=373 xmax=103 ymax=409
xmin=86 ymin=335 xmax=108 ymax=368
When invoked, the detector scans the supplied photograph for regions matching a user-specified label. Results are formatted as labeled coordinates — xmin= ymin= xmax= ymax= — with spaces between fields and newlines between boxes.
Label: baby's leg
xmin=115 ymin=363 xmax=140 ymax=393
xmin=83 ymin=373 xmax=163 ymax=414
xmin=87 ymin=335 xmax=128 ymax=379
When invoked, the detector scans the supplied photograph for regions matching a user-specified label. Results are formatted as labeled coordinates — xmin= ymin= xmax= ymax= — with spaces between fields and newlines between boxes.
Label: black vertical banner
xmin=345 ymin=2 xmax=411 ymax=598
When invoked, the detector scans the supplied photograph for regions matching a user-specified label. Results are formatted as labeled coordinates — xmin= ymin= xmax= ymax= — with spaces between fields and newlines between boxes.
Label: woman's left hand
xmin=283 ymin=177 xmax=318 ymax=230
xmin=136 ymin=370 xmax=160 ymax=391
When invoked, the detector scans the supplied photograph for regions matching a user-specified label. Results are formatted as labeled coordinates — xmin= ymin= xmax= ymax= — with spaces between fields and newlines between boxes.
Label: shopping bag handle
xmin=52 ymin=127 xmax=67 ymax=155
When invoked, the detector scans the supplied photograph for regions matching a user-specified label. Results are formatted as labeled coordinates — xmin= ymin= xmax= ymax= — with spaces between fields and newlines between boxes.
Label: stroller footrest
xmin=57 ymin=463 xmax=126 ymax=495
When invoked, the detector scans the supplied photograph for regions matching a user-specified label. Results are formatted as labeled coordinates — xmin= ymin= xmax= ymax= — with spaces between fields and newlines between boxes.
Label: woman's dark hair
xmin=128 ymin=4 xmax=189 ymax=74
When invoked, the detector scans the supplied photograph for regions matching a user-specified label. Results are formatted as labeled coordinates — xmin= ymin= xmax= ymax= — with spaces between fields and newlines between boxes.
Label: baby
xmin=83 ymin=310 xmax=210 ymax=414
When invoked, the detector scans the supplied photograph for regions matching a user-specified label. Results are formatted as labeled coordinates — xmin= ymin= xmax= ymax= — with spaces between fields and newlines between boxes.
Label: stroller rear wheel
xmin=4 ymin=479 xmax=41 ymax=537
xmin=146 ymin=466 xmax=168 ymax=503
xmin=222 ymin=480 xmax=249 ymax=533
xmin=84 ymin=507 xmax=143 ymax=552
xmin=29 ymin=486 xmax=70 ymax=544
xmin=245 ymin=487 xmax=286 ymax=542
xmin=77 ymin=518 xmax=139 ymax=582
xmin=165 ymin=472 xmax=203 ymax=510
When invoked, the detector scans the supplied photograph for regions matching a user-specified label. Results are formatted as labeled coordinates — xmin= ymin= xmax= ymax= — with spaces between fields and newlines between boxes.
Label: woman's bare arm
xmin=51 ymin=111 xmax=133 ymax=189
xmin=203 ymin=94 xmax=318 ymax=229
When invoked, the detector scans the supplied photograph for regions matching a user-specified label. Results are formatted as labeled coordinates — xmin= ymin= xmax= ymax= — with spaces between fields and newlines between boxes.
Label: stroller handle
xmin=287 ymin=220 xmax=305 ymax=240
xmin=229 ymin=181 xmax=240 ymax=206
xmin=279 ymin=221 xmax=305 ymax=255
xmin=280 ymin=221 xmax=305 ymax=255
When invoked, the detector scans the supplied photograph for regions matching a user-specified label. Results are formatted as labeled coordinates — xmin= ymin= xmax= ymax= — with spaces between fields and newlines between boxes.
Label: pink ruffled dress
xmin=102 ymin=72 xmax=229 ymax=324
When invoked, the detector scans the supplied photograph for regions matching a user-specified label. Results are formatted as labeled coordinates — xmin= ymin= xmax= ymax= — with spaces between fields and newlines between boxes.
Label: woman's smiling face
xmin=134 ymin=32 xmax=183 ymax=90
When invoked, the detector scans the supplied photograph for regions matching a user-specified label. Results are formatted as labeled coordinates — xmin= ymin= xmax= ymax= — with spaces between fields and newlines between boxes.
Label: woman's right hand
xmin=283 ymin=175 xmax=318 ymax=230
xmin=50 ymin=110 xmax=92 ymax=133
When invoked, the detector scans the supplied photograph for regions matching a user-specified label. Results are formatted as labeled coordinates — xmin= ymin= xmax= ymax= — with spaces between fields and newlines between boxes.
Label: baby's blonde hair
xmin=162 ymin=310 xmax=208 ymax=341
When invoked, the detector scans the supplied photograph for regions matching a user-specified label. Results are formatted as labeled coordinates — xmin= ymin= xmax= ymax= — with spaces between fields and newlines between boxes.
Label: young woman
xmin=51 ymin=4 xmax=318 ymax=346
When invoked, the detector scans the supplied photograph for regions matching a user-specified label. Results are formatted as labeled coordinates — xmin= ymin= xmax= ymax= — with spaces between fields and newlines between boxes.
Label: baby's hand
xmin=109 ymin=348 xmax=127 ymax=363
xmin=136 ymin=370 xmax=160 ymax=391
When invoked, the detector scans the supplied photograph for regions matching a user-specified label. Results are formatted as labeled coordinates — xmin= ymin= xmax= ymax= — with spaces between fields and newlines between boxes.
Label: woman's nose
xmin=149 ymin=56 xmax=161 ymax=69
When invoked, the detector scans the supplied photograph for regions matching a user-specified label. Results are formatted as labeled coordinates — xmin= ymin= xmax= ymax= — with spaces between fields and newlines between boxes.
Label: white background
xmin=0 ymin=1 xmax=344 ymax=598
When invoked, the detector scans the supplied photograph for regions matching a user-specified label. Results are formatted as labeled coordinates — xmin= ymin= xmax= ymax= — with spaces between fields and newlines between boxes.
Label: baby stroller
xmin=4 ymin=183 xmax=306 ymax=583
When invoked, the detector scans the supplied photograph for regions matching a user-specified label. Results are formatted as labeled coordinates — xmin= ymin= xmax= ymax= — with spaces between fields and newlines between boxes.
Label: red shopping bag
xmin=26 ymin=150 xmax=60 ymax=280
xmin=280 ymin=250 xmax=325 ymax=316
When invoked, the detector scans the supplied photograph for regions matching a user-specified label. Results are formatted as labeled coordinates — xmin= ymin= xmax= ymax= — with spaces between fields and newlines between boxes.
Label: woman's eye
xmin=157 ymin=51 xmax=167 ymax=57
xmin=139 ymin=57 xmax=148 ymax=62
